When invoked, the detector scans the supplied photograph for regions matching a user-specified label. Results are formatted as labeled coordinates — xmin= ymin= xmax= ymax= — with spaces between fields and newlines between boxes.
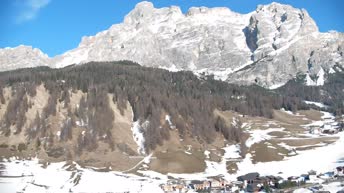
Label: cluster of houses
xmin=236 ymin=167 xmax=344 ymax=192
xmin=308 ymin=120 xmax=344 ymax=135
xmin=159 ymin=173 xmax=283 ymax=192
xmin=159 ymin=165 xmax=344 ymax=193
xmin=160 ymin=177 xmax=232 ymax=192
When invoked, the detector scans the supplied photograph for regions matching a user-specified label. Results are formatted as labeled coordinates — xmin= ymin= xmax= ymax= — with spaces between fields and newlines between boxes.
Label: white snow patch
xmin=246 ymin=128 xmax=284 ymax=147
xmin=223 ymin=144 xmax=241 ymax=159
xmin=204 ymin=150 xmax=210 ymax=159
xmin=195 ymin=67 xmax=234 ymax=81
xmin=188 ymin=62 xmax=197 ymax=71
xmin=305 ymin=101 xmax=328 ymax=108
xmin=278 ymin=142 xmax=294 ymax=151
xmin=305 ymin=73 xmax=316 ymax=86
xmin=293 ymin=188 xmax=312 ymax=193
xmin=280 ymin=108 xmax=294 ymax=115
xmin=165 ymin=115 xmax=175 ymax=129
xmin=232 ymin=61 xmax=253 ymax=73
xmin=269 ymin=82 xmax=286 ymax=89
xmin=184 ymin=145 xmax=192 ymax=154
xmin=304 ymin=68 xmax=327 ymax=86
xmin=329 ymin=67 xmax=336 ymax=74
xmin=321 ymin=182 xmax=344 ymax=192
xmin=131 ymin=120 xmax=149 ymax=154
xmin=76 ymin=119 xmax=87 ymax=127
xmin=268 ymin=146 xmax=277 ymax=149
xmin=316 ymin=67 xmax=325 ymax=86
xmin=143 ymin=154 xmax=152 ymax=164
xmin=55 ymin=47 xmax=90 ymax=68
xmin=161 ymin=64 xmax=180 ymax=72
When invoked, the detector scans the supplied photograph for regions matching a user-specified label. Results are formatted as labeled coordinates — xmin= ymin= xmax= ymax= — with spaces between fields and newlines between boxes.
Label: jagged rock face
xmin=53 ymin=1 xmax=253 ymax=75
xmin=228 ymin=3 xmax=343 ymax=87
xmin=245 ymin=3 xmax=318 ymax=61
xmin=229 ymin=31 xmax=344 ymax=88
xmin=0 ymin=1 xmax=343 ymax=88
xmin=0 ymin=45 xmax=51 ymax=71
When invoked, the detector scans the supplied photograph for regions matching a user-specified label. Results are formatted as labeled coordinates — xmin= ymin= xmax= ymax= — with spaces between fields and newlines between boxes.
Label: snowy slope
xmin=0 ymin=159 xmax=164 ymax=193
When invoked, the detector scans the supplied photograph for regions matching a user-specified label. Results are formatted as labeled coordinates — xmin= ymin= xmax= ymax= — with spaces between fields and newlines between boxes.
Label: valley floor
xmin=1 ymin=109 xmax=344 ymax=193
xmin=1 ymin=128 xmax=344 ymax=193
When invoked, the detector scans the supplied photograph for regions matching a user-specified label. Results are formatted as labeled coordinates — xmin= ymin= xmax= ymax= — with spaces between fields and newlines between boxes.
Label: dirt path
xmin=122 ymin=153 xmax=153 ymax=173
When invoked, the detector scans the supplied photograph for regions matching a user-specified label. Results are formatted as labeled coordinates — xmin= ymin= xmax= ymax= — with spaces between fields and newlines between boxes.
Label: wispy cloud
xmin=16 ymin=0 xmax=51 ymax=23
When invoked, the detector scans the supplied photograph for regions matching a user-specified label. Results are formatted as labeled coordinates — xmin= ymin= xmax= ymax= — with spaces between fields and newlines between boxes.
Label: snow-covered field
xmin=235 ymin=130 xmax=344 ymax=179
xmin=153 ymin=130 xmax=344 ymax=181
xmin=0 ymin=158 xmax=164 ymax=193
xmin=294 ymin=182 xmax=344 ymax=193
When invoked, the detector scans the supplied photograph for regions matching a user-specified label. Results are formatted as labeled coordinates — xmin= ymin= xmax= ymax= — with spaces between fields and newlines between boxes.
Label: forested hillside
xmin=277 ymin=70 xmax=344 ymax=115
xmin=0 ymin=61 xmax=342 ymax=155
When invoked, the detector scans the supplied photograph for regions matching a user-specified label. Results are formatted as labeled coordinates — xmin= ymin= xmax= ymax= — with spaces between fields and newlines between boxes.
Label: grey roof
xmin=237 ymin=172 xmax=260 ymax=181
xmin=190 ymin=180 xmax=204 ymax=184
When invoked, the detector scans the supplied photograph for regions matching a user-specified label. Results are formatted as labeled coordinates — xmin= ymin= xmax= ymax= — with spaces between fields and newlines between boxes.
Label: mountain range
xmin=0 ymin=1 xmax=343 ymax=88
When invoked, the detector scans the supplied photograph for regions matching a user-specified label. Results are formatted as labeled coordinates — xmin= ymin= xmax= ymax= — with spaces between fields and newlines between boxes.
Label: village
xmin=159 ymin=166 xmax=344 ymax=192
xmin=159 ymin=119 xmax=344 ymax=193
xmin=307 ymin=117 xmax=344 ymax=135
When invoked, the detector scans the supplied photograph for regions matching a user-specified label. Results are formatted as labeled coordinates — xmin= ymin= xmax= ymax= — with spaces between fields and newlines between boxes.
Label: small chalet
xmin=308 ymin=170 xmax=317 ymax=175
xmin=231 ymin=181 xmax=244 ymax=190
xmin=321 ymin=124 xmax=338 ymax=134
xmin=264 ymin=175 xmax=284 ymax=188
xmin=209 ymin=176 xmax=229 ymax=189
xmin=336 ymin=166 xmax=344 ymax=173
xmin=237 ymin=172 xmax=262 ymax=192
xmin=188 ymin=180 xmax=210 ymax=191
xmin=336 ymin=166 xmax=344 ymax=178
xmin=161 ymin=180 xmax=186 ymax=192
xmin=308 ymin=125 xmax=321 ymax=134
xmin=318 ymin=171 xmax=335 ymax=179
xmin=237 ymin=172 xmax=260 ymax=183
xmin=300 ymin=174 xmax=310 ymax=181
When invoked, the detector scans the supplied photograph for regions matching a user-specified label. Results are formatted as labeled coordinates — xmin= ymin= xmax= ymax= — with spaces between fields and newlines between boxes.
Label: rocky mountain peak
xmin=257 ymin=2 xmax=294 ymax=12
xmin=245 ymin=2 xmax=320 ymax=62
xmin=3 ymin=45 xmax=47 ymax=56
xmin=135 ymin=1 xmax=154 ymax=9
xmin=124 ymin=1 xmax=155 ymax=25
xmin=0 ymin=2 xmax=342 ymax=88
xmin=255 ymin=2 xmax=318 ymax=32
xmin=0 ymin=45 xmax=50 ymax=71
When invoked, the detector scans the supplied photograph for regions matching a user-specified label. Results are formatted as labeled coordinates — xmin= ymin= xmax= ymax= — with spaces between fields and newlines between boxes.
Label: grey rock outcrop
xmin=0 ymin=1 xmax=343 ymax=88
xmin=0 ymin=45 xmax=51 ymax=71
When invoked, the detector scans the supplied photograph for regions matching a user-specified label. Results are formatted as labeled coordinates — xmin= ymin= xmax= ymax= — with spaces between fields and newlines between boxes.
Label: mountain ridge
xmin=0 ymin=1 xmax=343 ymax=88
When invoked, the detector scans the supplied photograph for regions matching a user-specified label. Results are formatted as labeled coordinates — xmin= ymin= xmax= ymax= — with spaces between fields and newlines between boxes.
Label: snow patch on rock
xmin=131 ymin=120 xmax=149 ymax=154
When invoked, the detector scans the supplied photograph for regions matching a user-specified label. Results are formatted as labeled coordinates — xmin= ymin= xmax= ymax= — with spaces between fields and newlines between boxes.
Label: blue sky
xmin=1 ymin=0 xmax=343 ymax=57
